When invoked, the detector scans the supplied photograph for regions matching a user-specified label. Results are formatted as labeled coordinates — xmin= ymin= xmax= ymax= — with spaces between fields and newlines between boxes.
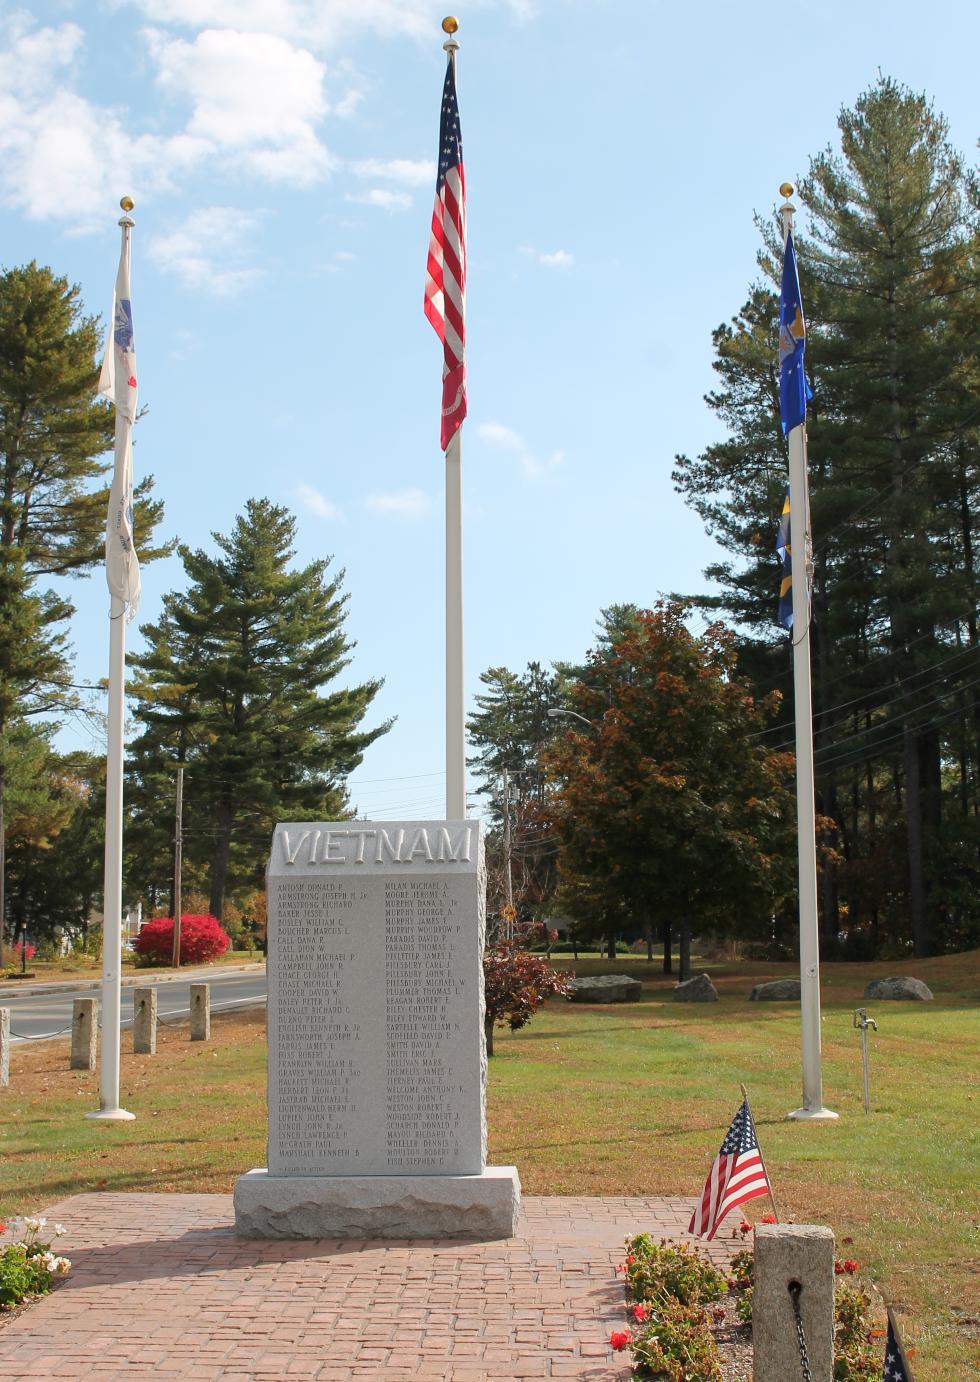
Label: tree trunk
xmin=606 ymin=935 xmax=616 ymax=960
xmin=209 ymin=794 xmax=234 ymax=921
xmin=645 ymin=922 xmax=653 ymax=962
xmin=484 ymin=1012 xmax=494 ymax=1057
xmin=661 ymin=920 xmax=672 ymax=974
xmin=679 ymin=922 xmax=691 ymax=984
xmin=904 ymin=726 xmax=929 ymax=957
xmin=0 ymin=766 xmax=5 ymax=968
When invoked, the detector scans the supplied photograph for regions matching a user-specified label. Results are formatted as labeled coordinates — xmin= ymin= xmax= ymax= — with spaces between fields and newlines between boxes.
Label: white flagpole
xmin=442 ymin=18 xmax=466 ymax=822
xmin=88 ymin=200 xmax=137 ymax=1122
xmin=780 ymin=186 xmax=836 ymax=1122
xmin=446 ymin=425 xmax=465 ymax=819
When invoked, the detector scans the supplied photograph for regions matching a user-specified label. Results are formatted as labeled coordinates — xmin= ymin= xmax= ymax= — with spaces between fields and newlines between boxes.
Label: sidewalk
xmin=0 ymin=1193 xmax=736 ymax=1381
xmin=0 ymin=962 xmax=266 ymax=1001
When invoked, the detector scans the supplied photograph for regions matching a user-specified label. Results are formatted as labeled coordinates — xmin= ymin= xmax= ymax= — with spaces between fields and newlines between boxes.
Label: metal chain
xmin=788 ymin=1280 xmax=813 ymax=1382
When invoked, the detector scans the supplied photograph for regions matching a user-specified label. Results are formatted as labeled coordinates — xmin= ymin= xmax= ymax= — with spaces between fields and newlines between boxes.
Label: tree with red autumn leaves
xmin=543 ymin=603 xmax=796 ymax=976
xmin=482 ymin=939 xmax=571 ymax=1055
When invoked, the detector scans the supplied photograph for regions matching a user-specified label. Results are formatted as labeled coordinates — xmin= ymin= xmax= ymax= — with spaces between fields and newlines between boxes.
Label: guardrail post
xmin=71 ymin=997 xmax=98 ymax=1071
xmin=133 ymin=986 xmax=157 ymax=1055
xmin=0 ymin=1008 xmax=9 ymax=1087
xmin=754 ymin=1222 xmax=835 ymax=1381
xmin=190 ymin=983 xmax=210 ymax=1041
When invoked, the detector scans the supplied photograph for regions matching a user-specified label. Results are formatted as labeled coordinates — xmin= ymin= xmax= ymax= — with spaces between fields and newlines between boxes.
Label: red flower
xmin=712 ymin=1305 xmax=726 ymax=1321
xmin=835 ymin=1258 xmax=860 ymax=1275
xmin=761 ymin=1214 xmax=777 ymax=1224
xmin=625 ymin=1253 xmax=635 ymax=1265
xmin=0 ymin=1223 xmax=6 ymax=1233
xmin=738 ymin=1218 xmax=752 ymax=1236
xmin=632 ymin=1303 xmax=648 ymax=1322
xmin=609 ymin=1330 xmax=631 ymax=1352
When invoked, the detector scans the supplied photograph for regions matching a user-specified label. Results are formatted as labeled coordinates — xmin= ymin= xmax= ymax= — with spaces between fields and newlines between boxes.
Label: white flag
xmin=99 ymin=222 xmax=141 ymax=613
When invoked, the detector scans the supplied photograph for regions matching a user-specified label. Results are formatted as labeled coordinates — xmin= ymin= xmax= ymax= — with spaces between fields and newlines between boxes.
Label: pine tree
xmin=673 ymin=78 xmax=980 ymax=955
xmin=0 ymin=262 xmax=168 ymax=956
xmin=129 ymin=499 xmax=390 ymax=918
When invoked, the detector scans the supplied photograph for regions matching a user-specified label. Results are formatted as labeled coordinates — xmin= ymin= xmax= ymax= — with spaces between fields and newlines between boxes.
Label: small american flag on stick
xmin=688 ymin=1097 xmax=774 ymax=1240
xmin=424 ymin=43 xmax=466 ymax=452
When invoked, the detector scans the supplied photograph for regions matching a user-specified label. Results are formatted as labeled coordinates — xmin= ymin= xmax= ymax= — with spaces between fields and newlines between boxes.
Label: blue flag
xmin=776 ymin=489 xmax=793 ymax=630
xmin=779 ymin=229 xmax=812 ymax=434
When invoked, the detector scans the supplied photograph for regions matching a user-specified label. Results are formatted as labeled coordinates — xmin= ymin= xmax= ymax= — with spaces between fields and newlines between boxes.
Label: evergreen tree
xmin=674 ymin=78 xmax=979 ymax=955
xmin=129 ymin=499 xmax=390 ymax=917
xmin=0 ymin=262 xmax=168 ymax=955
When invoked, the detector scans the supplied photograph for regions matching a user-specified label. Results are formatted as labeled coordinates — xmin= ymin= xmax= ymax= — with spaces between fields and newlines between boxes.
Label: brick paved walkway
xmin=0 ymin=1194 xmax=736 ymax=1381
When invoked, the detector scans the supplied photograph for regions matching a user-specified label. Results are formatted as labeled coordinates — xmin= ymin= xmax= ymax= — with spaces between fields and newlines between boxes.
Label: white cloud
xmin=350 ymin=157 xmax=434 ymax=186
xmin=346 ymin=188 xmax=412 ymax=211
xmin=296 ymin=482 xmax=343 ymax=519
xmin=0 ymin=19 xmax=195 ymax=225
xmin=147 ymin=27 xmax=333 ymax=184
xmin=520 ymin=246 xmax=575 ymax=270
xmin=364 ymin=488 xmax=432 ymax=518
xmin=476 ymin=421 xmax=564 ymax=480
xmin=147 ymin=206 xmax=266 ymax=294
xmin=125 ymin=1 xmax=441 ymax=49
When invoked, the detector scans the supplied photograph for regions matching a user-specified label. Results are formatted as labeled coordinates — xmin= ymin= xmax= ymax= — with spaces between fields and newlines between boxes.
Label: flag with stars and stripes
xmin=98 ymin=219 xmax=141 ymax=614
xmin=424 ymin=47 xmax=466 ymax=452
xmin=688 ymin=1099 xmax=773 ymax=1240
xmin=779 ymin=228 xmax=813 ymax=435
xmin=882 ymin=1310 xmax=913 ymax=1381
xmin=776 ymin=489 xmax=793 ymax=630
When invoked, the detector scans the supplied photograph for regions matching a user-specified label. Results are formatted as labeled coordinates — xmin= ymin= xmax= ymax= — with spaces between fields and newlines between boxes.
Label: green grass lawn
xmin=1 ymin=951 xmax=977 ymax=1379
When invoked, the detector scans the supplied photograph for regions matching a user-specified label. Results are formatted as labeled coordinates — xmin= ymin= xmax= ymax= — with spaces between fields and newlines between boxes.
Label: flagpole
xmin=88 ymin=201 xmax=137 ymax=1122
xmin=739 ymin=1083 xmax=780 ymax=1221
xmin=446 ymin=425 xmax=465 ymax=818
xmin=780 ymin=185 xmax=836 ymax=1123
xmin=442 ymin=17 xmax=466 ymax=822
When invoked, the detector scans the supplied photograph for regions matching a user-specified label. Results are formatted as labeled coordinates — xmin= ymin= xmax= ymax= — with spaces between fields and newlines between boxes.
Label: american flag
xmin=882 ymin=1310 xmax=913 ymax=1381
xmin=688 ymin=1099 xmax=773 ymax=1240
xmin=424 ymin=48 xmax=466 ymax=452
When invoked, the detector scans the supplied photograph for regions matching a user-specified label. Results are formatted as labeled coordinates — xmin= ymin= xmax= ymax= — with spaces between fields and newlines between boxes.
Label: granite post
xmin=71 ymin=998 xmax=98 ymax=1071
xmin=133 ymin=987 xmax=157 ymax=1054
xmin=190 ymin=983 xmax=210 ymax=1041
xmin=234 ymin=819 xmax=520 ymax=1239
xmin=754 ymin=1223 xmax=835 ymax=1381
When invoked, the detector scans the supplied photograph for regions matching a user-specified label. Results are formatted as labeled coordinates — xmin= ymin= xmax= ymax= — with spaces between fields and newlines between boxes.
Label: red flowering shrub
xmin=482 ymin=941 xmax=572 ymax=1055
xmin=133 ymin=914 xmax=230 ymax=966
xmin=11 ymin=941 xmax=37 ymax=962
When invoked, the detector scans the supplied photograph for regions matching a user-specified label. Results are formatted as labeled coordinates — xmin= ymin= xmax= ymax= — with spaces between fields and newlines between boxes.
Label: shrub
xmin=612 ymin=1298 xmax=723 ymax=1381
xmin=10 ymin=940 xmax=36 ymax=963
xmin=621 ymin=1233 xmax=727 ymax=1306
xmin=133 ymin=914 xmax=230 ymax=966
xmin=0 ymin=1217 xmax=71 ymax=1309
xmin=482 ymin=941 xmax=572 ymax=1055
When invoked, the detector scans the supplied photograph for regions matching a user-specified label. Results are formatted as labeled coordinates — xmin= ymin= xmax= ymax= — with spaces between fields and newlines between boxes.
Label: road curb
xmin=0 ymin=962 xmax=266 ymax=1001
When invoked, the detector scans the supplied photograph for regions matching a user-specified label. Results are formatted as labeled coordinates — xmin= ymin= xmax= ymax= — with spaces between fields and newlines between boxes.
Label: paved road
xmin=3 ymin=968 xmax=267 ymax=1043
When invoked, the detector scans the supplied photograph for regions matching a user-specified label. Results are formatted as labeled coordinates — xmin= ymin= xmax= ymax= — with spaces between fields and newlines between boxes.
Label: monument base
xmin=233 ymin=1166 xmax=521 ymax=1241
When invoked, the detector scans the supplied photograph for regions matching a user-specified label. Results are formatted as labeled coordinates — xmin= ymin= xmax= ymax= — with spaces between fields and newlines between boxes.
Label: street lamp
xmin=546 ymin=707 xmax=595 ymax=730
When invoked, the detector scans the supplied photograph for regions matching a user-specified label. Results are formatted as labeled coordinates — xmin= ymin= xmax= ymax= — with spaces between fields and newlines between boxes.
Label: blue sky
xmin=3 ymin=0 xmax=977 ymax=822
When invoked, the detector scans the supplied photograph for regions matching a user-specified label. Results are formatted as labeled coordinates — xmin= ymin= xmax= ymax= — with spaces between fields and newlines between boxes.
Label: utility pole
xmin=171 ymin=765 xmax=184 ymax=968
xmin=502 ymin=768 xmax=514 ymax=940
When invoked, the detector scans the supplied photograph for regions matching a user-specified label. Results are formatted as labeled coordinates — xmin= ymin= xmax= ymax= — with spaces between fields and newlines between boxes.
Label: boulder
xmin=863 ymin=976 xmax=933 ymax=1001
xmin=672 ymin=973 xmax=718 ymax=1003
xmin=750 ymin=979 xmax=801 ymax=1002
xmin=567 ymin=974 xmax=643 ymax=1004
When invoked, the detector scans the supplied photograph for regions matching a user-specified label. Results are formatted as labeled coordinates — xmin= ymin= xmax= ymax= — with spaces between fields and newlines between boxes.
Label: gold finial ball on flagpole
xmin=442 ymin=16 xmax=459 ymax=33
xmin=120 ymin=196 xmax=135 ymax=212
xmin=779 ymin=182 xmax=795 ymax=199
